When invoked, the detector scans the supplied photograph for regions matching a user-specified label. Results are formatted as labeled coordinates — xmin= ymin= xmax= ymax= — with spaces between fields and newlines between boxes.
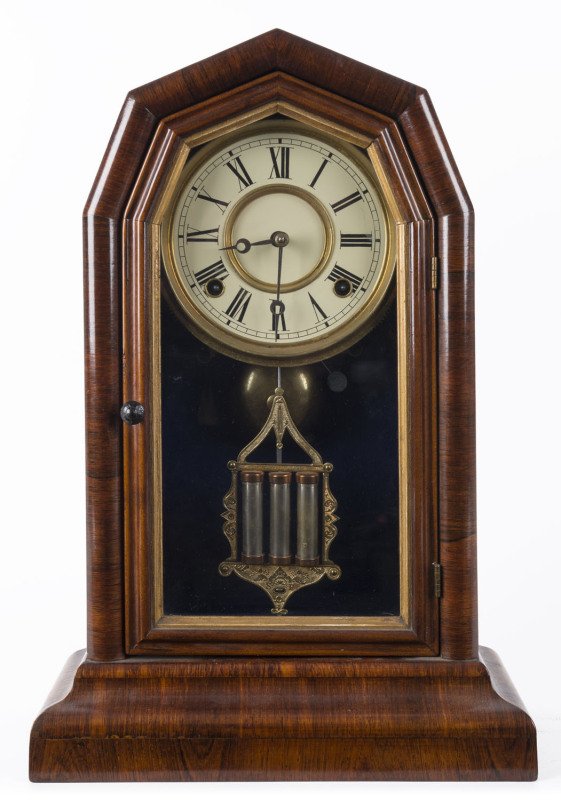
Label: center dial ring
xmin=222 ymin=185 xmax=334 ymax=293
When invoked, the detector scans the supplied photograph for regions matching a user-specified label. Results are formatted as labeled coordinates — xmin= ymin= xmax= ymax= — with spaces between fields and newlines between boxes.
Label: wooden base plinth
xmin=30 ymin=647 xmax=537 ymax=782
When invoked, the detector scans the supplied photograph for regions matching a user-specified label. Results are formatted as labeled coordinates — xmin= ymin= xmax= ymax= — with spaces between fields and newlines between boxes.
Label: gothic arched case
xmin=30 ymin=30 xmax=537 ymax=782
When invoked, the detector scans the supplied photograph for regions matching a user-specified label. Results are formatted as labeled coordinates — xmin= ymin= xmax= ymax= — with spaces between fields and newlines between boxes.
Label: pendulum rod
xmin=277 ymin=366 xmax=282 ymax=464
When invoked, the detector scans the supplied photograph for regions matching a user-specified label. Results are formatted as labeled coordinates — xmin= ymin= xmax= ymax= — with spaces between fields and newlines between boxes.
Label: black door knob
xmin=120 ymin=401 xmax=145 ymax=425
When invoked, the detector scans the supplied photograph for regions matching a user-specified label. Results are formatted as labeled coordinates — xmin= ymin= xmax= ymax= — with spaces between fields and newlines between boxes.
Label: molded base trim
xmin=29 ymin=647 xmax=537 ymax=782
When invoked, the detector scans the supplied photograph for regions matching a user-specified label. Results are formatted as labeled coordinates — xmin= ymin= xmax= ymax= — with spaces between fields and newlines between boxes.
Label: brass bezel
xmin=161 ymin=119 xmax=396 ymax=367
xmin=222 ymin=183 xmax=334 ymax=293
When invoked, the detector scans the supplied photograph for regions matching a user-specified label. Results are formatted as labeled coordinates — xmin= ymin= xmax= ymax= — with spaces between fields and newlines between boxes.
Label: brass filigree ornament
xmin=220 ymin=387 xmax=340 ymax=614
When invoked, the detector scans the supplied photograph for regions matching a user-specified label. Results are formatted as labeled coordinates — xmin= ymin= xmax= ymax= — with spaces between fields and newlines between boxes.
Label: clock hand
xmin=273 ymin=247 xmax=284 ymax=341
xmin=219 ymin=234 xmax=277 ymax=254
xmin=269 ymin=231 xmax=289 ymax=341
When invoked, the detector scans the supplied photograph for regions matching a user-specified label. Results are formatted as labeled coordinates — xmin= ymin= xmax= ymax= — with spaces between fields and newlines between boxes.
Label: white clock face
xmin=163 ymin=122 xmax=394 ymax=364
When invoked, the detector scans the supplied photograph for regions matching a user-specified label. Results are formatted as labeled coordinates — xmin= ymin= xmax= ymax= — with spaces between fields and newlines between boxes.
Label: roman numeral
xmin=270 ymin=299 xmax=287 ymax=334
xmin=225 ymin=287 xmax=252 ymax=323
xmin=309 ymin=158 xmax=329 ymax=189
xmin=196 ymin=187 xmax=229 ymax=213
xmin=185 ymin=227 xmax=219 ymax=243
xmin=225 ymin=157 xmax=254 ymax=190
xmin=269 ymin=147 xmax=291 ymax=179
xmin=274 ymin=312 xmax=287 ymax=332
xmin=331 ymin=190 xmax=363 ymax=214
xmin=308 ymin=293 xmax=329 ymax=327
xmin=340 ymin=233 xmax=372 ymax=248
xmin=193 ymin=260 xmax=228 ymax=286
xmin=327 ymin=264 xmax=363 ymax=292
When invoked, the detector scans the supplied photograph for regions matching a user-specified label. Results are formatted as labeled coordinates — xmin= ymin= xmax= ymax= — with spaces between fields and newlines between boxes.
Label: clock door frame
xmin=83 ymin=31 xmax=475 ymax=663
xmin=123 ymin=78 xmax=437 ymax=656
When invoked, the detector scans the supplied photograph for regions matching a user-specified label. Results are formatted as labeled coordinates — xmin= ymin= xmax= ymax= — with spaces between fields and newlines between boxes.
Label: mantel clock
xmin=30 ymin=31 xmax=537 ymax=781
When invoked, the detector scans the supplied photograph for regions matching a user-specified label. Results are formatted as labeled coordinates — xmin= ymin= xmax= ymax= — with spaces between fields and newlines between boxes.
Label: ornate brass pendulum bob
xmin=219 ymin=387 xmax=340 ymax=614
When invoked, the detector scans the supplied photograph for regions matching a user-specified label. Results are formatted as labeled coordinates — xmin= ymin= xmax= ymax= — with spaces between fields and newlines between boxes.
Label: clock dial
xmin=163 ymin=123 xmax=394 ymax=364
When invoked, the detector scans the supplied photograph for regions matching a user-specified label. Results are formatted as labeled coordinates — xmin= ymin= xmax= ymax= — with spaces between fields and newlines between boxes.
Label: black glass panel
xmin=161 ymin=290 xmax=400 ymax=616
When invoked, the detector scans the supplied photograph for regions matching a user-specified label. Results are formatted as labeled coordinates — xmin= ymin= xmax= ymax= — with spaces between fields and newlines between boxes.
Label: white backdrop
xmin=1 ymin=1 xmax=560 ymax=797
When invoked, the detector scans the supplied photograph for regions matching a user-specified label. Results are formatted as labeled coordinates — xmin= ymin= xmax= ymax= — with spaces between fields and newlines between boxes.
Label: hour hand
xmin=219 ymin=235 xmax=275 ymax=254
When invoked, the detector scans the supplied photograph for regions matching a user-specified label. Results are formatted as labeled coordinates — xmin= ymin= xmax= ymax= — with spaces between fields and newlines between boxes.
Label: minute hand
xmin=270 ymin=231 xmax=289 ymax=340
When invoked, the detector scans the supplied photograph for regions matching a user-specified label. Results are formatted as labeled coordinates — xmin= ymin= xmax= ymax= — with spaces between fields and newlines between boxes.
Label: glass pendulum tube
xmin=269 ymin=472 xmax=292 ymax=565
xmin=240 ymin=470 xmax=265 ymax=564
xmin=295 ymin=471 xmax=320 ymax=566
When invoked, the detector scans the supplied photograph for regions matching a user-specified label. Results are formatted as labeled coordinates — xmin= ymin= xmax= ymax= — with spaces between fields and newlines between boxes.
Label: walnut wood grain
xmin=132 ymin=30 xmax=421 ymax=121
xmin=83 ymin=216 xmax=125 ymax=661
xmin=399 ymin=95 xmax=477 ymax=659
xmin=30 ymin=647 xmax=537 ymax=781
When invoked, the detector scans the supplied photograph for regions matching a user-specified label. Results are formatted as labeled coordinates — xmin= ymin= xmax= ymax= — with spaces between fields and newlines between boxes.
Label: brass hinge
xmin=431 ymin=256 xmax=438 ymax=290
xmin=432 ymin=562 xmax=442 ymax=598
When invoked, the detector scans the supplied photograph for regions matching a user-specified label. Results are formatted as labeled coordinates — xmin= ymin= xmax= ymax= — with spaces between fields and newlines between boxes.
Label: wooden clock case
xmin=29 ymin=30 xmax=537 ymax=781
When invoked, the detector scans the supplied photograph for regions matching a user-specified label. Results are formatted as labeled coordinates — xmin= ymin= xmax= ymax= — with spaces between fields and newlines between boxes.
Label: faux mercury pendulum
xmin=219 ymin=387 xmax=341 ymax=614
